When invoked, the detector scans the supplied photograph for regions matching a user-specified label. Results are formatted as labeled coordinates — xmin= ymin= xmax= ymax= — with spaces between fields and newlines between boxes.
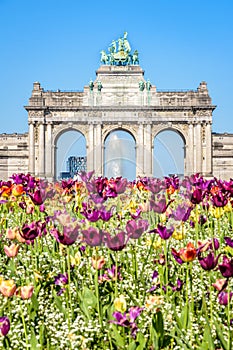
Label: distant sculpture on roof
xmin=146 ymin=79 xmax=152 ymax=91
xmin=100 ymin=33 xmax=139 ymax=66
xmin=123 ymin=31 xmax=131 ymax=53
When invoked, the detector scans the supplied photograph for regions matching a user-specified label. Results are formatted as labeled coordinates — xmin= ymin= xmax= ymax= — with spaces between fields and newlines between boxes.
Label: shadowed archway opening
xmin=104 ymin=130 xmax=136 ymax=180
xmin=153 ymin=129 xmax=185 ymax=178
xmin=56 ymin=130 xmax=86 ymax=179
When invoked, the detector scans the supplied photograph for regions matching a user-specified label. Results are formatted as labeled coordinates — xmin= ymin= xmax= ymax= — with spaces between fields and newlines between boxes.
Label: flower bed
xmin=0 ymin=172 xmax=232 ymax=349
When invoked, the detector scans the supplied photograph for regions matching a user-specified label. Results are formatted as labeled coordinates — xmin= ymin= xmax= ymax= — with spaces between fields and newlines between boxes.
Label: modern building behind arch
xmin=0 ymin=36 xmax=233 ymax=180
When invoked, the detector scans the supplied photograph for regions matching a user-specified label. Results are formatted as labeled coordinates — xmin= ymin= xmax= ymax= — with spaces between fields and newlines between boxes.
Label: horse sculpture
xmin=132 ymin=50 xmax=139 ymax=65
xmin=100 ymin=50 xmax=109 ymax=64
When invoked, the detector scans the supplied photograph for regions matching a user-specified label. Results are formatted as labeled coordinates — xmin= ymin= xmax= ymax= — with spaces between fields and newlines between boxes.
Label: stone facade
xmin=0 ymin=63 xmax=232 ymax=180
xmin=0 ymin=133 xmax=28 ymax=180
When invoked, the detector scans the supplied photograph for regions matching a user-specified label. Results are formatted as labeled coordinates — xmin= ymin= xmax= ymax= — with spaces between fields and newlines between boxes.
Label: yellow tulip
xmin=114 ymin=295 xmax=127 ymax=313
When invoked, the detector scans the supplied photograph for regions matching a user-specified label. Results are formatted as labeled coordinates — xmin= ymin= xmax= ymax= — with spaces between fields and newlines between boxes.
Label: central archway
xmin=153 ymin=129 xmax=185 ymax=178
xmin=55 ymin=130 xmax=86 ymax=179
xmin=104 ymin=130 xmax=136 ymax=180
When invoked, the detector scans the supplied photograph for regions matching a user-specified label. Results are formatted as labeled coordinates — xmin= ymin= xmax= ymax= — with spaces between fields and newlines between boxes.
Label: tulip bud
xmin=91 ymin=256 xmax=105 ymax=270
xmin=70 ymin=251 xmax=81 ymax=267
xmin=114 ymin=295 xmax=127 ymax=313
xmin=0 ymin=316 xmax=10 ymax=336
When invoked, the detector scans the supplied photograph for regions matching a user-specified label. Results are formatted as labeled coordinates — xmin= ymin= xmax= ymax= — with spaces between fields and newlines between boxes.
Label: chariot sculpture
xmin=100 ymin=32 xmax=139 ymax=66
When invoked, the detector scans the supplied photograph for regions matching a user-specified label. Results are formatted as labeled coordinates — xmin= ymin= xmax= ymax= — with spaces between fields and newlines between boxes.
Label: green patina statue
xmin=101 ymin=32 xmax=139 ymax=66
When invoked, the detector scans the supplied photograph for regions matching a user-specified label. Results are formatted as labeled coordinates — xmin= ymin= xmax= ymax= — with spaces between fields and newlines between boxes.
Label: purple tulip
xmin=51 ymin=224 xmax=80 ymax=246
xmin=152 ymin=270 xmax=159 ymax=280
xmin=190 ymin=188 xmax=204 ymax=204
xmin=81 ymin=205 xmax=101 ymax=222
xmin=151 ymin=223 xmax=174 ymax=240
xmin=100 ymin=208 xmax=113 ymax=221
xmin=0 ymin=316 xmax=10 ymax=336
xmin=211 ymin=193 xmax=228 ymax=207
xmin=171 ymin=248 xmax=184 ymax=265
xmin=54 ymin=273 xmax=68 ymax=286
xmin=172 ymin=278 xmax=184 ymax=292
xmin=82 ymin=227 xmax=103 ymax=246
xmin=79 ymin=170 xmax=95 ymax=183
xmin=21 ymin=220 xmax=46 ymax=241
xmin=219 ymin=255 xmax=233 ymax=278
xmin=171 ymin=204 xmax=192 ymax=222
xmin=149 ymin=195 xmax=169 ymax=214
xmin=105 ymin=231 xmax=128 ymax=251
xmin=29 ymin=188 xmax=47 ymax=205
xmin=218 ymin=291 xmax=233 ymax=306
xmin=110 ymin=306 xmax=143 ymax=338
xmin=198 ymin=251 xmax=221 ymax=271
xmin=126 ymin=219 xmax=149 ymax=239
xmin=224 ymin=237 xmax=233 ymax=248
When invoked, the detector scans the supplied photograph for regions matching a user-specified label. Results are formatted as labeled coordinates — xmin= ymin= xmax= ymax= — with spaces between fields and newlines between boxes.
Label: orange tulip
xmin=0 ymin=280 xmax=17 ymax=297
xmin=0 ymin=185 xmax=12 ymax=197
xmin=179 ymin=242 xmax=197 ymax=262
xmin=12 ymin=184 xmax=24 ymax=197
xmin=4 ymin=243 xmax=20 ymax=257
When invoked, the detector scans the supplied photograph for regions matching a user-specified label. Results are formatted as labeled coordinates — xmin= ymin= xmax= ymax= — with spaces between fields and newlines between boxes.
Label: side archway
xmin=104 ymin=129 xmax=136 ymax=180
xmin=153 ymin=129 xmax=186 ymax=178
xmin=54 ymin=129 xmax=86 ymax=179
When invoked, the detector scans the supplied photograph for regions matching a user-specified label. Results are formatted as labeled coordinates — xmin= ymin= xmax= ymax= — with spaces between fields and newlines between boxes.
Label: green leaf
xmin=82 ymin=287 xmax=97 ymax=308
xmin=151 ymin=310 xmax=164 ymax=348
xmin=180 ymin=304 xmax=189 ymax=330
xmin=53 ymin=291 xmax=66 ymax=316
xmin=127 ymin=341 xmax=137 ymax=350
xmin=201 ymin=322 xmax=215 ymax=350
xmin=30 ymin=328 xmax=39 ymax=349
xmin=214 ymin=321 xmax=228 ymax=350
xmin=111 ymin=325 xmax=125 ymax=348
xmin=136 ymin=332 xmax=147 ymax=350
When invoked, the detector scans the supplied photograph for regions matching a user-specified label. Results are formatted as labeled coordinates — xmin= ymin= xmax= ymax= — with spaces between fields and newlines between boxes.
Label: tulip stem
xmin=67 ymin=247 xmax=73 ymax=329
xmin=95 ymin=248 xmax=103 ymax=329
xmin=20 ymin=300 xmax=29 ymax=349
xmin=115 ymin=253 xmax=118 ymax=298
xmin=208 ymin=274 xmax=213 ymax=326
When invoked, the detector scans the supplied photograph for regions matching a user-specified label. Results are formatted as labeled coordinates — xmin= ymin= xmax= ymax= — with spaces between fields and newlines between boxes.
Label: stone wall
xmin=0 ymin=133 xmax=28 ymax=180
xmin=212 ymin=133 xmax=233 ymax=179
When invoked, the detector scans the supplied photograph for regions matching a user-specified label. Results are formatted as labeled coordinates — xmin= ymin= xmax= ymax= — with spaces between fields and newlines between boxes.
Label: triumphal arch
xmin=25 ymin=33 xmax=215 ymax=181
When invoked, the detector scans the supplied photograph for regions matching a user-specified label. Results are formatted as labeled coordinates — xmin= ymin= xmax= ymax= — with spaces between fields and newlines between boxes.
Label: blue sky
xmin=0 ymin=0 xmax=232 ymax=135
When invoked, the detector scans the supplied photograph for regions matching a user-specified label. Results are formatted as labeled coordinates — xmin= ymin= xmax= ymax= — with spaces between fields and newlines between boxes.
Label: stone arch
xmin=53 ymin=125 xmax=87 ymax=179
xmin=103 ymin=127 xmax=136 ymax=180
xmin=153 ymin=127 xmax=186 ymax=178
xmin=102 ymin=124 xmax=138 ymax=145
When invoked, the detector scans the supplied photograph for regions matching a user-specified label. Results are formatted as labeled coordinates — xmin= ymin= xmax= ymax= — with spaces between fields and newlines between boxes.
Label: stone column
xmin=144 ymin=123 xmax=152 ymax=176
xmin=28 ymin=122 xmax=35 ymax=175
xmin=195 ymin=122 xmax=202 ymax=173
xmin=45 ymin=123 xmax=52 ymax=180
xmin=205 ymin=122 xmax=212 ymax=176
xmin=94 ymin=123 xmax=102 ymax=175
xmin=136 ymin=123 xmax=144 ymax=176
xmin=187 ymin=123 xmax=194 ymax=175
xmin=39 ymin=122 xmax=45 ymax=176
xmin=87 ymin=122 xmax=94 ymax=172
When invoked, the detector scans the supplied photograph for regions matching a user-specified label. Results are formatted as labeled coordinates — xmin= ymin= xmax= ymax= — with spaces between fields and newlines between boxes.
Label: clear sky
xmin=0 ymin=0 xmax=232 ymax=136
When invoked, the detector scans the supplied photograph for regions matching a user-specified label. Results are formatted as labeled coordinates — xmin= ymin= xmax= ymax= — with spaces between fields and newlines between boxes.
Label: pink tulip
xmin=20 ymin=285 xmax=34 ymax=300
xmin=4 ymin=243 xmax=20 ymax=258
xmin=0 ymin=280 xmax=17 ymax=297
